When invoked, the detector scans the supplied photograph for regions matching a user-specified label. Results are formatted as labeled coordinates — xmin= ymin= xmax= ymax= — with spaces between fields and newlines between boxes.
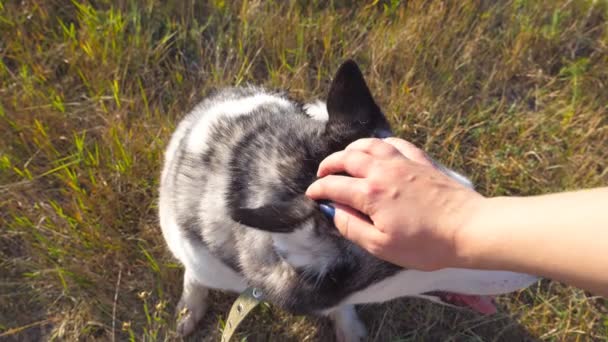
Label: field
xmin=1 ymin=0 xmax=607 ymax=341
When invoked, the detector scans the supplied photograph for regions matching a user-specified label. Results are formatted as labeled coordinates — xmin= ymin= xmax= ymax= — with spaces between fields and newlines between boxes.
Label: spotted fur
xmin=159 ymin=61 xmax=538 ymax=340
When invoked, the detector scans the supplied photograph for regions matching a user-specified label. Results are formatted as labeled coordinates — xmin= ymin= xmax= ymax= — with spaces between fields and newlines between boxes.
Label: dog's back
xmin=160 ymin=86 xmax=316 ymax=269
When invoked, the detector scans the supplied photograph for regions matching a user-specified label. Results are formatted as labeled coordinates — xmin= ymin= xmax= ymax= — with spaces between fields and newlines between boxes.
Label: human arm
xmin=305 ymin=138 xmax=608 ymax=296
xmin=462 ymin=189 xmax=608 ymax=297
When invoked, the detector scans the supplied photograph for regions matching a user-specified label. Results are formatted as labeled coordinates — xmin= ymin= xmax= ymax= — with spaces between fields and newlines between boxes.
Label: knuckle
xmin=384 ymin=137 xmax=409 ymax=150
xmin=391 ymin=162 xmax=410 ymax=177
xmin=367 ymin=138 xmax=383 ymax=149
xmin=344 ymin=151 xmax=364 ymax=165
xmin=361 ymin=181 xmax=381 ymax=197
xmin=372 ymin=158 xmax=391 ymax=172
xmin=386 ymin=145 xmax=401 ymax=157
xmin=371 ymin=139 xmax=398 ymax=156
xmin=383 ymin=137 xmax=398 ymax=144
xmin=368 ymin=158 xmax=381 ymax=172
xmin=412 ymin=150 xmax=429 ymax=162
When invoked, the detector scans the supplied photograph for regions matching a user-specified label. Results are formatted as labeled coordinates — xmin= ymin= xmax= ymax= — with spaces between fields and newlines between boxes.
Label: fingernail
xmin=375 ymin=129 xmax=393 ymax=139
xmin=319 ymin=203 xmax=335 ymax=219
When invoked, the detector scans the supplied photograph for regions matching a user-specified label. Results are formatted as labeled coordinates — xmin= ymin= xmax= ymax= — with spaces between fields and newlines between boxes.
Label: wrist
xmin=450 ymin=194 xmax=496 ymax=269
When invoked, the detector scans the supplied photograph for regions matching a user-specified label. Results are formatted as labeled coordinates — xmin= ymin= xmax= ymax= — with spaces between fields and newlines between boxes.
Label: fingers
xmin=306 ymin=175 xmax=369 ymax=211
xmin=344 ymin=137 xmax=433 ymax=167
xmin=316 ymin=150 xmax=375 ymax=178
xmin=331 ymin=203 xmax=387 ymax=255
xmin=382 ymin=138 xmax=433 ymax=166
xmin=317 ymin=138 xmax=433 ymax=177
xmin=345 ymin=138 xmax=401 ymax=158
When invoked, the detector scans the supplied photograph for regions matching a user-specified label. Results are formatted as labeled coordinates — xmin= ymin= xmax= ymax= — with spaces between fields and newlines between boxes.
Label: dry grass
xmin=1 ymin=0 xmax=607 ymax=341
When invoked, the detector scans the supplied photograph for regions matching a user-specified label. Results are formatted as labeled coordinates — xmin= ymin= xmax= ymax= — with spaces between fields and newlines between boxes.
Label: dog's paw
xmin=330 ymin=305 xmax=367 ymax=342
xmin=176 ymin=298 xmax=207 ymax=336
xmin=176 ymin=272 xmax=210 ymax=336
xmin=334 ymin=317 xmax=367 ymax=342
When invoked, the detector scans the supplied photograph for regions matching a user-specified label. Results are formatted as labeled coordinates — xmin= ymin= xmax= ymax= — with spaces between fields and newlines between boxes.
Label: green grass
xmin=1 ymin=0 xmax=607 ymax=341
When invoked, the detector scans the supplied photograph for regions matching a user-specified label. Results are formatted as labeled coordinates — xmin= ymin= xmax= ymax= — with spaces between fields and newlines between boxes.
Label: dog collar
xmin=220 ymin=287 xmax=264 ymax=342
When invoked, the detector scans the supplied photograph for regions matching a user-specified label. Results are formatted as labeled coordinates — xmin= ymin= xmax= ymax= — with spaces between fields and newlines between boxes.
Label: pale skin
xmin=306 ymin=137 xmax=608 ymax=297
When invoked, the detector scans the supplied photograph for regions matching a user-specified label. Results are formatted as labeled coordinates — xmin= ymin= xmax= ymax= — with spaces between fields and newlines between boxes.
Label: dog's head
xmin=230 ymin=61 xmax=538 ymax=313
xmin=231 ymin=60 xmax=389 ymax=234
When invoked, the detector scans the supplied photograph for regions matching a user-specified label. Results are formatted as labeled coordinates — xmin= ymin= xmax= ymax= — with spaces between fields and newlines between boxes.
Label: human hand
xmin=306 ymin=138 xmax=485 ymax=270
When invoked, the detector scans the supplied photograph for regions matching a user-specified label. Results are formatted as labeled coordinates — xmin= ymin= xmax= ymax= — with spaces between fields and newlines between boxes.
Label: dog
xmin=158 ymin=60 xmax=538 ymax=341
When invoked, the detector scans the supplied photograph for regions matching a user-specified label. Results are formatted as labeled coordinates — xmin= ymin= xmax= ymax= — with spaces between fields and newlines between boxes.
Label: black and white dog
xmin=159 ymin=61 xmax=538 ymax=341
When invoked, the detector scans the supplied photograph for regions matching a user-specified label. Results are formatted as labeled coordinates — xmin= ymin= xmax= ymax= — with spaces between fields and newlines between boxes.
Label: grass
xmin=1 ymin=0 xmax=607 ymax=340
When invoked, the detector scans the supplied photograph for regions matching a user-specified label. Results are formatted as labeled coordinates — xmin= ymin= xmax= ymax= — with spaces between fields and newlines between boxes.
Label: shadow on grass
xmin=182 ymin=291 xmax=539 ymax=342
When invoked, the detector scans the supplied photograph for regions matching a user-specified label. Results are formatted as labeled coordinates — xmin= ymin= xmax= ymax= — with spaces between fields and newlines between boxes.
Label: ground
xmin=1 ymin=0 xmax=607 ymax=341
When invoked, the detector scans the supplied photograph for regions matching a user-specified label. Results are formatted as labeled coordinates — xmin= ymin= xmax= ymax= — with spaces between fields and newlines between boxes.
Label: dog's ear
xmin=326 ymin=60 xmax=388 ymax=133
xmin=231 ymin=196 xmax=317 ymax=233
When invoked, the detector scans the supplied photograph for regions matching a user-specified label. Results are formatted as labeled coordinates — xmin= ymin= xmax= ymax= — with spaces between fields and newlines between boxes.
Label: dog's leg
xmin=176 ymin=269 xmax=209 ymax=336
xmin=328 ymin=305 xmax=367 ymax=342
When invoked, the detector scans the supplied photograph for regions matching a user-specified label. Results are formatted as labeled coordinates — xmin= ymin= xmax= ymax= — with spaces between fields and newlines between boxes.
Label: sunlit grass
xmin=1 ymin=0 xmax=606 ymax=341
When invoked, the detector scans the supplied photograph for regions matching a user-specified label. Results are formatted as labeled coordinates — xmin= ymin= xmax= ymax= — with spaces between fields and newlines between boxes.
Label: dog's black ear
xmin=231 ymin=196 xmax=317 ymax=233
xmin=326 ymin=60 xmax=387 ymax=132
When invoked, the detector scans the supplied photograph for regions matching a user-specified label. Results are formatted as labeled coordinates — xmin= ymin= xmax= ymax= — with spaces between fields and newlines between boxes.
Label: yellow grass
xmin=1 ymin=0 xmax=607 ymax=340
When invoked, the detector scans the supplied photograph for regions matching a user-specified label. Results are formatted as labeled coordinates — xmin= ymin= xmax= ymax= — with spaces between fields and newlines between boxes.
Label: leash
xmin=220 ymin=287 xmax=264 ymax=342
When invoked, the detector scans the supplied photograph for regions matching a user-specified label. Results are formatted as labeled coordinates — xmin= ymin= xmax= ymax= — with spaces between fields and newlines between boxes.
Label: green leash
xmin=220 ymin=287 xmax=264 ymax=342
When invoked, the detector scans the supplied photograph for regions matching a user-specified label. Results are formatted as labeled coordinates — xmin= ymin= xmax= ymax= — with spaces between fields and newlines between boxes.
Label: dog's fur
xmin=159 ymin=61 xmax=538 ymax=341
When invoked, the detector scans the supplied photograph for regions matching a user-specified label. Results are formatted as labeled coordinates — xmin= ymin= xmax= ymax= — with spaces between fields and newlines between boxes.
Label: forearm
xmin=459 ymin=187 xmax=608 ymax=296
